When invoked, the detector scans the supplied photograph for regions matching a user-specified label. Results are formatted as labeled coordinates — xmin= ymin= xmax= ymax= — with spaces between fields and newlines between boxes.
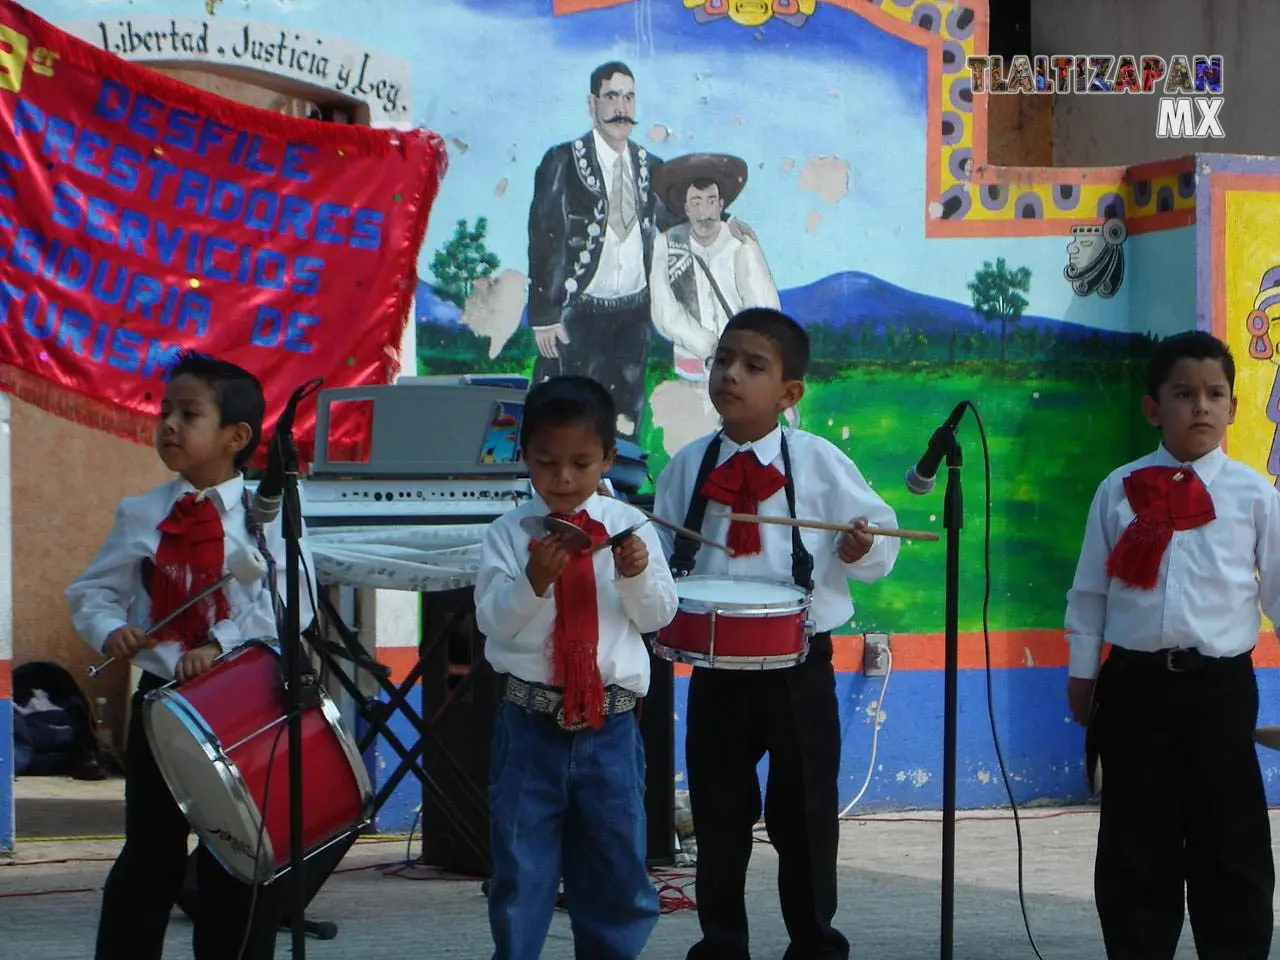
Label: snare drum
xmin=654 ymin=575 xmax=813 ymax=670
xmin=144 ymin=641 xmax=373 ymax=884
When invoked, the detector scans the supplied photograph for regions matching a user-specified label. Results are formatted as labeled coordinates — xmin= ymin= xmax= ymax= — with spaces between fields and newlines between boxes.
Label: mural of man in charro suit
xmin=527 ymin=61 xmax=754 ymax=441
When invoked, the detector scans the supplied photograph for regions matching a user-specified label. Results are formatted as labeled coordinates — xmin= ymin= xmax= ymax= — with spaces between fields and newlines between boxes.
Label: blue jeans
xmin=488 ymin=701 xmax=659 ymax=960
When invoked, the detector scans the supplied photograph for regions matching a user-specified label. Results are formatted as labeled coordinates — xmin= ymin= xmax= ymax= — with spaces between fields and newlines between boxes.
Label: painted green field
xmin=635 ymin=362 xmax=1153 ymax=634
xmin=420 ymin=335 xmax=1151 ymax=633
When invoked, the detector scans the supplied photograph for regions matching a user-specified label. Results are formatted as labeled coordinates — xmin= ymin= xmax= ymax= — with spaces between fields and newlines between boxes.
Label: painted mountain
xmin=416 ymin=270 xmax=1136 ymax=348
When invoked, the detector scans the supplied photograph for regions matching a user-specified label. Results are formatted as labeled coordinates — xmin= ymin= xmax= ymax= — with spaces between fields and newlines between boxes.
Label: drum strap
xmin=670 ymin=431 xmax=814 ymax=592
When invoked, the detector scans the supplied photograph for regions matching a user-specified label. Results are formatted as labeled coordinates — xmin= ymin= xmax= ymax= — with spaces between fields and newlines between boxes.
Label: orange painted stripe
xmin=374 ymin=632 xmax=1280 ymax=686
xmin=0 ymin=659 xmax=9 ymax=700
xmin=552 ymin=0 xmax=630 ymax=14
xmin=1125 ymin=156 xmax=1197 ymax=180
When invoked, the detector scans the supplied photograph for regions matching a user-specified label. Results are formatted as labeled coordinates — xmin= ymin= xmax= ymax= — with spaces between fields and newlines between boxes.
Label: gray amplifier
xmin=310 ymin=377 xmax=529 ymax=478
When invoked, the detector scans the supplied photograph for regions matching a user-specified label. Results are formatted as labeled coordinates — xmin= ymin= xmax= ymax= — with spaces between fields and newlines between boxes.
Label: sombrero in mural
xmin=652 ymin=153 xmax=749 ymax=219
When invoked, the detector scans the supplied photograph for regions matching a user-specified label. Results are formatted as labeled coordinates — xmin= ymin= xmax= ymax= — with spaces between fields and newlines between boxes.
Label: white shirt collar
xmin=531 ymin=491 xmax=604 ymax=517
xmin=592 ymin=128 xmax=631 ymax=175
xmin=720 ymin=425 xmax=784 ymax=467
xmin=1151 ymin=442 xmax=1227 ymax=485
xmin=172 ymin=473 xmax=245 ymax=514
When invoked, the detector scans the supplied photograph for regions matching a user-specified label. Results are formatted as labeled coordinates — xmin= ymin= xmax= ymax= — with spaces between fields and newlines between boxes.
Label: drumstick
xmin=629 ymin=504 xmax=735 ymax=555
xmin=716 ymin=511 xmax=940 ymax=541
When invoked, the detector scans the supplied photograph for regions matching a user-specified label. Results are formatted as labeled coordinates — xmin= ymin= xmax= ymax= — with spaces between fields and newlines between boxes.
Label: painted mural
xmin=409 ymin=0 xmax=1175 ymax=645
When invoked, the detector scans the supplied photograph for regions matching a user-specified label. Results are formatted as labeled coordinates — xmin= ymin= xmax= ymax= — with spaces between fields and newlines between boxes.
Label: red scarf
xmin=151 ymin=491 xmax=231 ymax=650
xmin=528 ymin=511 xmax=610 ymax=729
xmin=1106 ymin=466 xmax=1215 ymax=590
xmin=699 ymin=450 xmax=786 ymax=556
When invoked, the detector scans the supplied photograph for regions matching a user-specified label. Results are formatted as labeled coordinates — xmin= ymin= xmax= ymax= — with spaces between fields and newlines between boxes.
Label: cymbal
xmin=518 ymin=514 xmax=592 ymax=553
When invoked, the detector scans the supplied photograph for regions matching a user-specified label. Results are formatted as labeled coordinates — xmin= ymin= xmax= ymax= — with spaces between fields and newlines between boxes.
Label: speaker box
xmin=417 ymin=588 xmax=676 ymax=875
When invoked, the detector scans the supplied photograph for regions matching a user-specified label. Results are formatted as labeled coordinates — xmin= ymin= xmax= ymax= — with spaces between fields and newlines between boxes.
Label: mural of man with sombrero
xmin=648 ymin=152 xmax=780 ymax=452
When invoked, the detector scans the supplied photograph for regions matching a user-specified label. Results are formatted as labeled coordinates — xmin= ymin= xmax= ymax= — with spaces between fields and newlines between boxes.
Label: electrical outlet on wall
xmin=863 ymin=633 xmax=891 ymax=677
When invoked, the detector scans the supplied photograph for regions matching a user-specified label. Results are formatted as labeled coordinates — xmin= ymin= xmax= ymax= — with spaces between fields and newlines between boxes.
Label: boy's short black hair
xmin=722 ymin=308 xmax=810 ymax=380
xmin=1147 ymin=331 xmax=1235 ymax=398
xmin=519 ymin=376 xmax=616 ymax=454
xmin=166 ymin=350 xmax=265 ymax=468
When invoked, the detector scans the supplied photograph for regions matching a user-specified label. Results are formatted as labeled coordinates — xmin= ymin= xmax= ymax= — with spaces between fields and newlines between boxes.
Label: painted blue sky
xmin=32 ymin=0 xmax=1191 ymax=333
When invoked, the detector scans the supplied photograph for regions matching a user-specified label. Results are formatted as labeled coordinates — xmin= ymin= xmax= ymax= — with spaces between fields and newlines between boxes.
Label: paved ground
xmin=2 ymin=777 xmax=1272 ymax=958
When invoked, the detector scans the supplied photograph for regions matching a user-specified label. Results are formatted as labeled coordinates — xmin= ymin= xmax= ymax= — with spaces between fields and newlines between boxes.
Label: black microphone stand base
xmin=939 ymin=437 xmax=963 ymax=960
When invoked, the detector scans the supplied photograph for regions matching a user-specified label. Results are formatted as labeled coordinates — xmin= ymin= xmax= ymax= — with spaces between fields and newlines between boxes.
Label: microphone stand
xmin=277 ymin=414 xmax=318 ymax=957
xmin=938 ymin=422 xmax=964 ymax=960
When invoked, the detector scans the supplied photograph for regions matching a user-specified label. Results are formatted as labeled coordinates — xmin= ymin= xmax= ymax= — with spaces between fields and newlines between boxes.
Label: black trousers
xmin=685 ymin=633 xmax=847 ymax=960
xmin=531 ymin=297 xmax=650 ymax=442
xmin=95 ymin=674 xmax=283 ymax=960
xmin=1093 ymin=647 xmax=1275 ymax=960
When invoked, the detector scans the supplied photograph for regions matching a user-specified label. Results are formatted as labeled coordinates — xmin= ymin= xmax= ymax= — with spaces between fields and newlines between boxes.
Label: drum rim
xmin=675 ymin=573 xmax=810 ymax=617
xmin=652 ymin=640 xmax=809 ymax=671
xmin=315 ymin=687 xmax=376 ymax=818
xmin=143 ymin=690 xmax=277 ymax=884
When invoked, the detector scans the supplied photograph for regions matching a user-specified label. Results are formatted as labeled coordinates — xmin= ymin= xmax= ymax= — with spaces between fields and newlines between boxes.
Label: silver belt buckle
xmin=555 ymin=704 xmax=590 ymax=732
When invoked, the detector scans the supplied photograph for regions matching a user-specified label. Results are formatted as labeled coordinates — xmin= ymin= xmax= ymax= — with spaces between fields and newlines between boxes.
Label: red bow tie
xmin=529 ymin=511 xmax=611 ymax=729
xmin=151 ymin=492 xmax=230 ymax=649
xmin=699 ymin=450 xmax=786 ymax=556
xmin=1106 ymin=466 xmax=1215 ymax=590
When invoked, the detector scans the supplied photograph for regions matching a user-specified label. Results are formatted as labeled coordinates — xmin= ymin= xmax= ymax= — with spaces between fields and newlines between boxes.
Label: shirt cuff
xmin=208 ymin=620 xmax=242 ymax=653
xmin=87 ymin=615 xmax=128 ymax=654
xmin=513 ymin=568 xmax=552 ymax=612
xmin=1067 ymin=638 xmax=1104 ymax=679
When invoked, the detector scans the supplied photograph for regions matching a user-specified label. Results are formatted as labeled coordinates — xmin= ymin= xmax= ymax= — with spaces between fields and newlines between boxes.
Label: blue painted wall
xmin=0 ymin=698 xmax=12 ymax=854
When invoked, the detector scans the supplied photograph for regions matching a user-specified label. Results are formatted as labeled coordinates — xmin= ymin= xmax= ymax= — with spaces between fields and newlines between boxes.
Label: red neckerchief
xmin=1105 ymin=465 xmax=1215 ymax=590
xmin=151 ymin=491 xmax=230 ymax=650
xmin=528 ymin=510 xmax=610 ymax=729
xmin=698 ymin=449 xmax=786 ymax=556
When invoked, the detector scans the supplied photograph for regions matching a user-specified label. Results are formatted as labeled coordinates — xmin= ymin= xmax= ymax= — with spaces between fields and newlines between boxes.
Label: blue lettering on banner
xmin=0 ymin=75 xmax=393 ymax=380
xmin=0 ymin=150 xmax=23 ymax=202
xmin=250 ymin=305 xmax=316 ymax=354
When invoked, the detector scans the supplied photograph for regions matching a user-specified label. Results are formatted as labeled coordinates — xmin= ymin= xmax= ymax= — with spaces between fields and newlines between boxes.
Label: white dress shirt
xmin=652 ymin=427 xmax=900 ymax=634
xmin=1065 ymin=444 xmax=1280 ymax=679
xmin=583 ymin=129 xmax=646 ymax=300
xmin=475 ymin=492 xmax=678 ymax=695
xmin=650 ymin=226 xmax=781 ymax=380
xmin=66 ymin=474 xmax=317 ymax=682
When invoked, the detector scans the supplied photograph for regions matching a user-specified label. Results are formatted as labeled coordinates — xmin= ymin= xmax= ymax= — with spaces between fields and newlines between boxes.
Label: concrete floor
xmin=1 ymin=777 xmax=1271 ymax=958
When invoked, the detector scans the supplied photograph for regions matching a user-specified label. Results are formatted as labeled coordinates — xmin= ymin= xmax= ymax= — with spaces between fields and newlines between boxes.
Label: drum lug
xmin=803 ymin=619 xmax=816 ymax=637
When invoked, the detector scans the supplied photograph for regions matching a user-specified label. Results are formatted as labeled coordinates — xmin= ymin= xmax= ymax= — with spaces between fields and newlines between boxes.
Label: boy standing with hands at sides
xmin=1065 ymin=331 xmax=1279 ymax=960
xmin=474 ymin=375 xmax=679 ymax=960
xmin=653 ymin=307 xmax=900 ymax=960
xmin=67 ymin=350 xmax=311 ymax=960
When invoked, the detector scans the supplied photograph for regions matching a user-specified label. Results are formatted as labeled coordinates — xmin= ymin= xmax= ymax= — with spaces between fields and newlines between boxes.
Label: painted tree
xmin=430 ymin=217 xmax=500 ymax=307
xmin=967 ymin=258 xmax=1032 ymax=362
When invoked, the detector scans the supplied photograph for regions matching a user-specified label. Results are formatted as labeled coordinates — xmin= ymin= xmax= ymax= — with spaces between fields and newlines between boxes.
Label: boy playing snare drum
xmin=653 ymin=308 xmax=900 ymax=960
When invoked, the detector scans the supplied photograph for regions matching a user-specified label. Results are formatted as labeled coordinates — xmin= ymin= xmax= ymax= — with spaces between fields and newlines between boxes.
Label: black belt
xmin=1107 ymin=645 xmax=1252 ymax=673
xmin=501 ymin=675 xmax=638 ymax=731
xmin=573 ymin=290 xmax=649 ymax=314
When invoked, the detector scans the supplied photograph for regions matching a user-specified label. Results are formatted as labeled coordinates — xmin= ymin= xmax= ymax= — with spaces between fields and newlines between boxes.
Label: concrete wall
xmin=1031 ymin=0 xmax=1264 ymax=167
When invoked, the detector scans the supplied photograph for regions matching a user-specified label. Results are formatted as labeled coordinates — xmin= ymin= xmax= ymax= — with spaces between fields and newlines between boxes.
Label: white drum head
xmin=677 ymin=576 xmax=806 ymax=607
xmin=145 ymin=692 xmax=271 ymax=884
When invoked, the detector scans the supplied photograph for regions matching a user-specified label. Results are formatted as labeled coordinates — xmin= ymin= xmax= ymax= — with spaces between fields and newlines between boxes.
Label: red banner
xmin=0 ymin=0 xmax=446 ymax=465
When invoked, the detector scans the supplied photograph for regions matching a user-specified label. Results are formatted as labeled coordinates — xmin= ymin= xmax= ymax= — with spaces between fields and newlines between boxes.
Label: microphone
xmin=251 ymin=378 xmax=323 ymax=526
xmin=905 ymin=402 xmax=966 ymax=495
